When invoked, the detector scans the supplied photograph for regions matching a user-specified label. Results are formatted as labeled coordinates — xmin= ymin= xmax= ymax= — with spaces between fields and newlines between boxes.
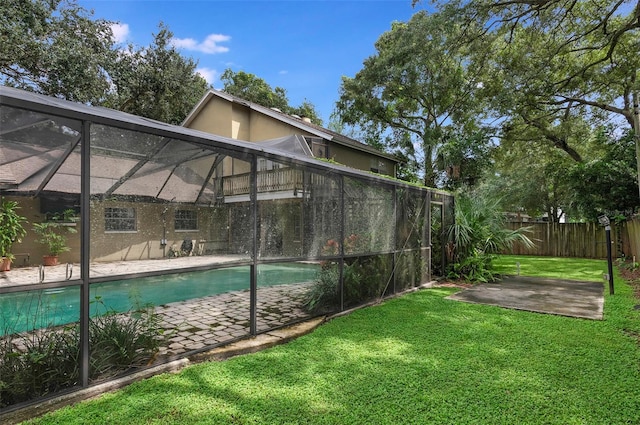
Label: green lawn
xmin=493 ymin=255 xmax=609 ymax=282
xmin=23 ymin=255 xmax=640 ymax=424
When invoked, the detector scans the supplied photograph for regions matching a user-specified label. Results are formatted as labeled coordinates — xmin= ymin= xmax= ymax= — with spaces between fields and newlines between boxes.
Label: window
xmin=175 ymin=209 xmax=198 ymax=231
xmin=370 ymin=158 xmax=387 ymax=174
xmin=305 ymin=137 xmax=329 ymax=159
xmin=104 ymin=207 xmax=136 ymax=232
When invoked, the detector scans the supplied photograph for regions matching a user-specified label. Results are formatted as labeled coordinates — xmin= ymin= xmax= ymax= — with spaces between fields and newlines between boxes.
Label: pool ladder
xmin=38 ymin=263 xmax=73 ymax=283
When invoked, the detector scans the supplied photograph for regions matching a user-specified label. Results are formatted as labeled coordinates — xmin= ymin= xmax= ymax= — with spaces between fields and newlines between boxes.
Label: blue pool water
xmin=0 ymin=263 xmax=318 ymax=336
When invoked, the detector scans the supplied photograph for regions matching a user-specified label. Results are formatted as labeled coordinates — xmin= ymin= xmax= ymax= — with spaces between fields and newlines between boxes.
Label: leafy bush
xmin=89 ymin=305 xmax=163 ymax=378
xmin=0 ymin=326 xmax=79 ymax=407
xmin=344 ymin=255 xmax=392 ymax=306
xmin=446 ymin=249 xmax=498 ymax=283
xmin=304 ymin=255 xmax=394 ymax=313
xmin=0 ymin=301 xmax=164 ymax=408
xmin=0 ymin=198 xmax=27 ymax=259
xmin=302 ymin=263 xmax=340 ymax=314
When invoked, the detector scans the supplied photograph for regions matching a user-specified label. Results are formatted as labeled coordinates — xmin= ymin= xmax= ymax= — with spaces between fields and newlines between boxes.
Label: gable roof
xmin=182 ymin=89 xmax=400 ymax=163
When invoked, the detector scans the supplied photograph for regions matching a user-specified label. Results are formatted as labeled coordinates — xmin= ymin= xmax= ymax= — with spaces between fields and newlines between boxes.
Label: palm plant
xmin=447 ymin=192 xmax=534 ymax=282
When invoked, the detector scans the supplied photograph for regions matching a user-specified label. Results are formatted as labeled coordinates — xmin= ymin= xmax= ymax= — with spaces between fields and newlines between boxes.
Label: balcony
xmin=222 ymin=168 xmax=304 ymax=197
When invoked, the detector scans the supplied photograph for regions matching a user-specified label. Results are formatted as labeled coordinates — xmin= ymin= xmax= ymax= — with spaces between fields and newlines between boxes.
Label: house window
xmin=305 ymin=137 xmax=329 ymax=159
xmin=370 ymin=158 xmax=387 ymax=174
xmin=175 ymin=209 xmax=198 ymax=231
xmin=258 ymin=158 xmax=268 ymax=172
xmin=104 ymin=207 xmax=136 ymax=232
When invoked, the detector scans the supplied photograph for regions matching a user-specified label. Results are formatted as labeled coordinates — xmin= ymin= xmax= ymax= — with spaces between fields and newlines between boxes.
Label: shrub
xmin=89 ymin=304 xmax=163 ymax=379
xmin=446 ymin=249 xmax=498 ymax=283
xmin=303 ymin=263 xmax=340 ymax=314
xmin=0 ymin=299 xmax=164 ymax=408
xmin=303 ymin=256 xmax=393 ymax=313
xmin=0 ymin=326 xmax=79 ymax=407
xmin=447 ymin=192 xmax=534 ymax=283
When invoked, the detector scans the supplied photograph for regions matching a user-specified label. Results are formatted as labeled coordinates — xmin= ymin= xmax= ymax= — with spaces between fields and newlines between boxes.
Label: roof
xmin=1 ymin=86 xmax=432 ymax=200
xmin=182 ymin=89 xmax=400 ymax=163
xmin=256 ymin=135 xmax=313 ymax=158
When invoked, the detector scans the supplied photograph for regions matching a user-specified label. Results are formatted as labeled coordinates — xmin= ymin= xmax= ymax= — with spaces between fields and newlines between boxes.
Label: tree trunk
xmin=423 ymin=142 xmax=436 ymax=187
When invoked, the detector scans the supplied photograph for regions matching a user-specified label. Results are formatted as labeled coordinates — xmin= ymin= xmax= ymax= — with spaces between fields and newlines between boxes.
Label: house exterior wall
xmin=328 ymin=143 xmax=396 ymax=177
xmin=186 ymin=96 xmax=397 ymax=177
xmin=89 ymin=200 xmax=221 ymax=262
xmin=3 ymin=194 xmax=302 ymax=266
xmin=232 ymin=103 xmax=250 ymax=140
xmin=246 ymin=112 xmax=303 ymax=141
xmin=187 ymin=97 xmax=233 ymax=138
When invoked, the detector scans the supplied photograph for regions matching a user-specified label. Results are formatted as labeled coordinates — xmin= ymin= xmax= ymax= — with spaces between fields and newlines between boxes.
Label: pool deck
xmin=0 ymin=255 xmax=248 ymax=288
xmin=155 ymin=281 xmax=313 ymax=359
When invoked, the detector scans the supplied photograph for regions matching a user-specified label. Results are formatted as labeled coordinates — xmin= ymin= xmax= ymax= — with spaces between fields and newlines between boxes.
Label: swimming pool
xmin=0 ymin=263 xmax=319 ymax=336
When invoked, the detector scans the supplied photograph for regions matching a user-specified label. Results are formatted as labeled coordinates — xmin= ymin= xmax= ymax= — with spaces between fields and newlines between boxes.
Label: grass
xmin=493 ymin=255 xmax=609 ymax=282
xmin=20 ymin=255 xmax=640 ymax=424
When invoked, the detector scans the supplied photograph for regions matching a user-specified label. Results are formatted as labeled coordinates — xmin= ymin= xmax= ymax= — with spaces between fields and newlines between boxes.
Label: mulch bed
xmin=619 ymin=261 xmax=640 ymax=300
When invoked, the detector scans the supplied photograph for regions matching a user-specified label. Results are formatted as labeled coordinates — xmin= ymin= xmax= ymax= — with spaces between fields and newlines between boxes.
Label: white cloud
xmin=279 ymin=70 xmax=288 ymax=75
xmin=171 ymin=34 xmax=231 ymax=54
xmin=196 ymin=67 xmax=218 ymax=85
xmin=110 ymin=23 xmax=130 ymax=44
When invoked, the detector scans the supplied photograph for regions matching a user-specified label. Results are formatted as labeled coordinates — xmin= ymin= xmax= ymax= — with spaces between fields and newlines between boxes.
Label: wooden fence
xmin=624 ymin=217 xmax=640 ymax=260
xmin=505 ymin=217 xmax=640 ymax=259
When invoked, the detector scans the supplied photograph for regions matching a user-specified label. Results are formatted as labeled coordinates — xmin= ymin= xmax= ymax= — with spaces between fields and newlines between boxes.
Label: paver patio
xmin=154 ymin=281 xmax=313 ymax=359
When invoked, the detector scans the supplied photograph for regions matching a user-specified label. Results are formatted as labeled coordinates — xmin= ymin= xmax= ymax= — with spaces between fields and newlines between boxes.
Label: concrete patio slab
xmin=446 ymin=276 xmax=604 ymax=320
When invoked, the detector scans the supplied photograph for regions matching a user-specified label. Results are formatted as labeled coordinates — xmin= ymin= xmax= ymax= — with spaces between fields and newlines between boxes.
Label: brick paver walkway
xmin=156 ymin=282 xmax=313 ymax=359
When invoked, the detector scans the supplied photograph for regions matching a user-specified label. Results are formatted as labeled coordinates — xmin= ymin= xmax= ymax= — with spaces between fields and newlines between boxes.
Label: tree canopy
xmin=339 ymin=0 xmax=639 ymax=218
xmin=105 ymin=24 xmax=209 ymax=125
xmin=1 ymin=0 xmax=210 ymax=124
xmin=220 ymin=69 xmax=323 ymax=125
xmin=428 ymin=0 xmax=640 ymax=199
xmin=0 ymin=0 xmax=115 ymax=103
xmin=336 ymin=10 xmax=494 ymax=187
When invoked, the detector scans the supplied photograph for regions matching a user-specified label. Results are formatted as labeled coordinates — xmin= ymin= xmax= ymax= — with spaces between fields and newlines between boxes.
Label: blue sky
xmin=79 ymin=0 xmax=425 ymax=124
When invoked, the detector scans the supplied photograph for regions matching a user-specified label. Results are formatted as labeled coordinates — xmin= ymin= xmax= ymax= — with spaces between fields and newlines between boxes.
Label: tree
xmin=220 ymin=69 xmax=323 ymax=125
xmin=0 ymin=0 xmax=115 ymax=103
xmin=435 ymin=129 xmax=495 ymax=190
xmin=447 ymin=190 xmax=534 ymax=282
xmin=104 ymin=24 xmax=210 ymax=125
xmin=482 ymin=136 xmax=575 ymax=222
xmin=428 ymin=0 xmax=640 ymax=197
xmin=335 ymin=10 xmax=493 ymax=187
xmin=1 ymin=2 xmax=211 ymax=124
xmin=567 ymin=129 xmax=640 ymax=219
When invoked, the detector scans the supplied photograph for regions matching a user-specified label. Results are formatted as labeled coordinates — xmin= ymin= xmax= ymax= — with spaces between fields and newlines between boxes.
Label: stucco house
xmin=0 ymin=87 xmax=412 ymax=266
xmin=182 ymin=89 xmax=400 ymax=177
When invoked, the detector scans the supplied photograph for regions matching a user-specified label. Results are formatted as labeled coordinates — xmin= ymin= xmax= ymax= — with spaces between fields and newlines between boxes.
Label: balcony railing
xmin=223 ymin=168 xmax=304 ymax=196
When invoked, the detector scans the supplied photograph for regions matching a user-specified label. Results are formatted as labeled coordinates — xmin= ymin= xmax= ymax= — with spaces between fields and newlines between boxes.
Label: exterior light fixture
xmin=598 ymin=215 xmax=614 ymax=295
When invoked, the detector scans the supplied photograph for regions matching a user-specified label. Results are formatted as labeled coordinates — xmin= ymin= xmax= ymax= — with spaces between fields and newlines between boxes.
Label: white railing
xmin=222 ymin=168 xmax=304 ymax=196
